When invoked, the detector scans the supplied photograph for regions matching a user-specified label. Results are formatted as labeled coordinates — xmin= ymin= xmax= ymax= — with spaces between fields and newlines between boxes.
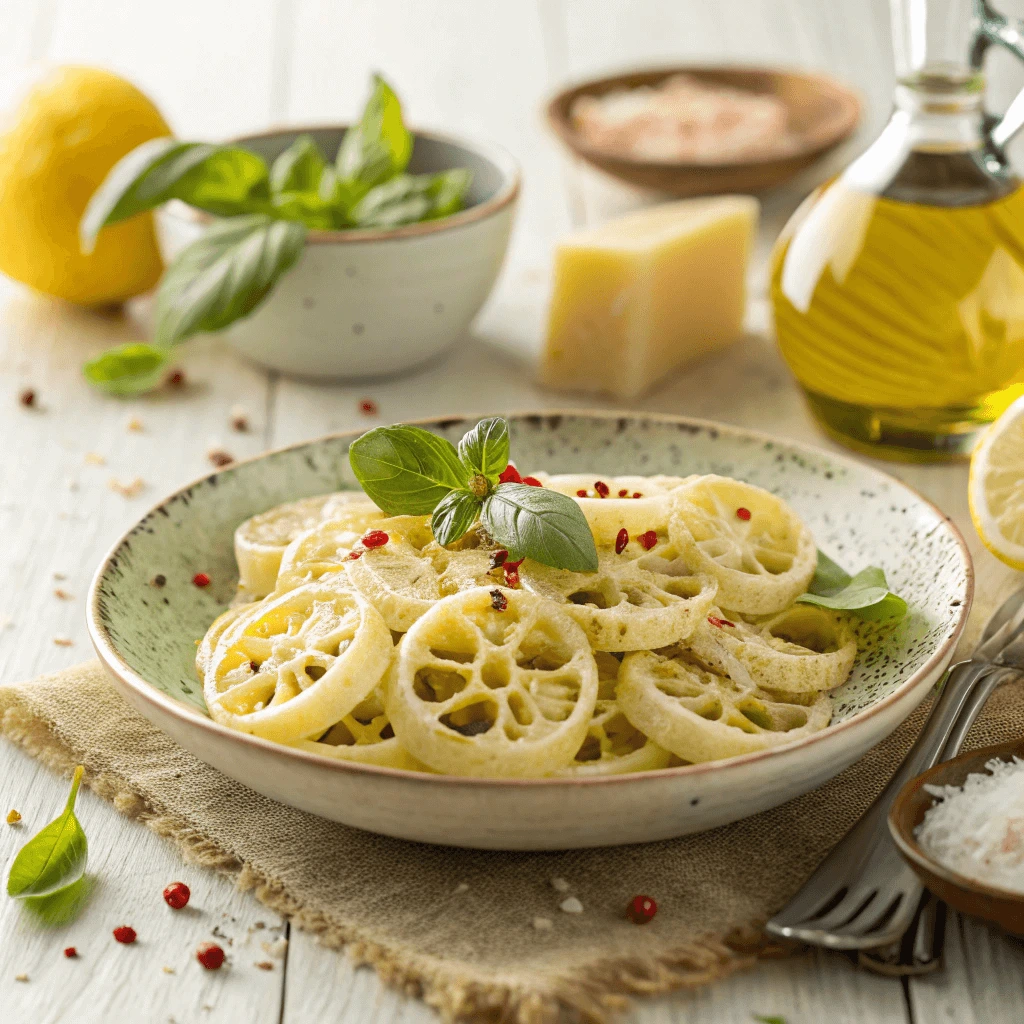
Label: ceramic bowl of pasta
xmin=88 ymin=412 xmax=972 ymax=850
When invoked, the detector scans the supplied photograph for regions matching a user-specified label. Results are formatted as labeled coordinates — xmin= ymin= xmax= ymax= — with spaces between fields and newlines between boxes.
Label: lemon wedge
xmin=969 ymin=396 xmax=1024 ymax=570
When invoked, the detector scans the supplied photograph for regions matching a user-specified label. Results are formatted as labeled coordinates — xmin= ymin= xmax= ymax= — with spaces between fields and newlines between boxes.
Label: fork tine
xmin=795 ymin=886 xmax=880 ymax=932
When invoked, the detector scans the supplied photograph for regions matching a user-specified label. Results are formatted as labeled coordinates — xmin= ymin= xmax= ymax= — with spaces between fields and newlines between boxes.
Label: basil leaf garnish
xmin=796 ymin=550 xmax=907 ymax=620
xmin=154 ymin=214 xmax=305 ymax=346
xmin=350 ymin=170 xmax=471 ymax=229
xmin=80 ymin=140 xmax=270 ymax=251
xmin=336 ymin=74 xmax=413 ymax=195
xmin=431 ymin=489 xmax=483 ymax=547
xmin=7 ymin=766 xmax=88 ymax=900
xmin=457 ymin=416 xmax=509 ymax=482
xmin=482 ymin=483 xmax=599 ymax=572
xmin=349 ymin=425 xmax=469 ymax=515
xmin=270 ymin=135 xmax=326 ymax=195
xmin=83 ymin=342 xmax=169 ymax=396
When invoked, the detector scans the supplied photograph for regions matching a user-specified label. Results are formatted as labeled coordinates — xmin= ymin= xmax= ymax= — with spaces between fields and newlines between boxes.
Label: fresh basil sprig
xmin=80 ymin=74 xmax=472 ymax=396
xmin=7 ymin=766 xmax=88 ymax=901
xmin=796 ymin=550 xmax=907 ymax=621
xmin=349 ymin=417 xmax=599 ymax=572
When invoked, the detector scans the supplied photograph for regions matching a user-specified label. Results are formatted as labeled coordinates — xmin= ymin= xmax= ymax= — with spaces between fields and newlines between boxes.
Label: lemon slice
xmin=346 ymin=517 xmax=499 ymax=631
xmin=669 ymin=476 xmax=816 ymax=615
xmin=554 ymin=651 xmax=671 ymax=776
xmin=287 ymin=688 xmax=428 ymax=770
xmin=385 ymin=588 xmax=599 ymax=777
xmin=234 ymin=492 xmax=378 ymax=598
xmin=686 ymin=605 xmax=857 ymax=695
xmin=618 ymin=646 xmax=832 ymax=763
xmin=204 ymin=581 xmax=393 ymax=743
xmin=969 ymin=395 xmax=1024 ymax=570
xmin=519 ymin=532 xmax=717 ymax=651
xmin=275 ymin=505 xmax=387 ymax=593
xmin=528 ymin=472 xmax=699 ymax=545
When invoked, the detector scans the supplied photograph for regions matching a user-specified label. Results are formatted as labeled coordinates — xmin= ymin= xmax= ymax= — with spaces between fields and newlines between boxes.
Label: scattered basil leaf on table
xmin=7 ymin=766 xmax=88 ymax=900
xmin=153 ymin=214 xmax=306 ymax=347
xmin=457 ymin=416 xmax=510 ymax=483
xmin=348 ymin=424 xmax=469 ymax=515
xmin=24 ymin=876 xmax=94 ymax=926
xmin=796 ymin=550 xmax=908 ymax=621
xmin=482 ymin=484 xmax=599 ymax=572
xmin=270 ymin=134 xmax=326 ymax=194
xmin=431 ymin=489 xmax=485 ymax=547
xmin=83 ymin=342 xmax=170 ymax=397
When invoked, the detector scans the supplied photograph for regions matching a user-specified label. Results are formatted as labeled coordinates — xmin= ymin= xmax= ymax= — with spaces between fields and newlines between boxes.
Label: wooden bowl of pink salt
xmin=889 ymin=739 xmax=1024 ymax=937
xmin=546 ymin=66 xmax=860 ymax=196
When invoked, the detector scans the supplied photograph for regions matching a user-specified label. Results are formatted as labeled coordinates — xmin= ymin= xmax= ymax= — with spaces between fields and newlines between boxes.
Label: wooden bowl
xmin=546 ymin=66 xmax=861 ymax=196
xmin=889 ymin=739 xmax=1024 ymax=936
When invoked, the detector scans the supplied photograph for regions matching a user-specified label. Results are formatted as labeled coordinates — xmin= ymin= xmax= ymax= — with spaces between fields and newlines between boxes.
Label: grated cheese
xmin=916 ymin=756 xmax=1024 ymax=894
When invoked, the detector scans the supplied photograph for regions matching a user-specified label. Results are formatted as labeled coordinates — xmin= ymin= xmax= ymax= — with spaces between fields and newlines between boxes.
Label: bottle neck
xmin=892 ymin=70 xmax=986 ymax=152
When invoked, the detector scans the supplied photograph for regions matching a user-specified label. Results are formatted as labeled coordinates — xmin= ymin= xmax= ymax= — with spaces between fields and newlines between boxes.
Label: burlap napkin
xmin=2 ymin=663 xmax=1022 ymax=1023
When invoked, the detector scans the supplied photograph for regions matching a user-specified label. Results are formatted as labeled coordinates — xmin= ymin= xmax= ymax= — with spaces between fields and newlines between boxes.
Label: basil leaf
xmin=154 ymin=215 xmax=306 ymax=346
xmin=7 ymin=766 xmax=88 ymax=899
xmin=482 ymin=484 xmax=598 ymax=572
xmin=796 ymin=550 xmax=908 ymax=621
xmin=271 ymin=191 xmax=338 ymax=230
xmin=457 ymin=417 xmax=509 ymax=481
xmin=349 ymin=425 xmax=469 ymax=515
xmin=431 ymin=489 xmax=482 ymax=547
xmin=753 ymin=1016 xmax=788 ymax=1024
xmin=83 ymin=342 xmax=169 ymax=396
xmin=351 ymin=170 xmax=471 ymax=229
xmin=23 ymin=875 xmax=93 ymax=926
xmin=270 ymin=135 xmax=326 ymax=194
xmin=336 ymin=74 xmax=412 ymax=194
xmin=81 ymin=141 xmax=271 ymax=251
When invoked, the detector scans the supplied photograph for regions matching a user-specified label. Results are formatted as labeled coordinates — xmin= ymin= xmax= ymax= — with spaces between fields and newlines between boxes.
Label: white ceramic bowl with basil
xmin=156 ymin=127 xmax=519 ymax=379
xmin=87 ymin=412 xmax=973 ymax=851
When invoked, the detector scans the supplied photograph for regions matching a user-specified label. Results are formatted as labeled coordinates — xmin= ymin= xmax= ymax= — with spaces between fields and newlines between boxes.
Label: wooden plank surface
xmin=1 ymin=1 xmax=1022 ymax=1022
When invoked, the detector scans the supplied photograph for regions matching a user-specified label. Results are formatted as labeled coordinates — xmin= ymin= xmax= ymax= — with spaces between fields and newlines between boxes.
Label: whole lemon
xmin=0 ymin=65 xmax=170 ymax=306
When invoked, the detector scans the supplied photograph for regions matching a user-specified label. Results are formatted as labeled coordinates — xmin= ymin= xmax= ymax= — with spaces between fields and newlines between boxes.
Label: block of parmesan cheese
xmin=540 ymin=196 xmax=758 ymax=400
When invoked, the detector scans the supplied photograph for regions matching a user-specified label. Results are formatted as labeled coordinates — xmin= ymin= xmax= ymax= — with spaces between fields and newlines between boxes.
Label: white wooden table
xmin=2 ymin=1 xmax=1024 ymax=1021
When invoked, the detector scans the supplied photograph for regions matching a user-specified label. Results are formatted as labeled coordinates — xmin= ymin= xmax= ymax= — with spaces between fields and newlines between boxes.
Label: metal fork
xmin=766 ymin=593 xmax=1024 ymax=950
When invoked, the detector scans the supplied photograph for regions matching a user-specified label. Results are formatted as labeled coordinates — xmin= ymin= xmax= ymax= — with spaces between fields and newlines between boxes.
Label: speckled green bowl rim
xmin=86 ymin=410 xmax=974 ymax=790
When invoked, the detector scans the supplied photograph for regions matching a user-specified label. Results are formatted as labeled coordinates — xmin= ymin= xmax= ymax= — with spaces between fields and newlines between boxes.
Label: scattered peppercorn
xmin=498 ymin=464 xmax=522 ymax=485
xmin=638 ymin=530 xmax=658 ymax=550
xmin=490 ymin=589 xmax=508 ymax=611
xmin=576 ymin=489 xmax=588 ymax=497
xmin=113 ymin=926 xmax=137 ymax=944
xmin=618 ymin=489 xmax=628 ymax=497
xmin=151 ymin=574 xmax=166 ymax=588
xmin=632 ymin=492 xmax=642 ymax=499
xmin=346 ymin=550 xmax=362 ymax=560
xmin=193 ymin=573 xmax=211 ymax=588
xmin=63 ymin=947 xmax=77 ymax=958
xmin=522 ymin=476 xmax=542 ymax=487
xmin=196 ymin=942 xmax=225 ymax=970
xmin=166 ymin=369 xmax=185 ymax=388
xmin=488 ymin=549 xmax=509 ymax=569
xmin=229 ymin=405 xmax=249 ymax=432
xmin=626 ymin=894 xmax=657 ymax=924
xmin=19 ymin=388 xmax=36 ymax=408
xmin=736 ymin=507 xmax=752 ymax=521
xmin=361 ymin=530 xmax=389 ymax=549
xmin=249 ymin=661 xmax=259 ymax=673
xmin=594 ymin=480 xmax=610 ymax=498
xmin=163 ymin=882 xmax=191 ymax=910
xmin=615 ymin=528 xmax=629 ymax=555
xmin=358 ymin=399 xmax=378 ymax=416
xmin=255 ymin=960 xmax=274 ymax=971
xmin=708 ymin=616 xmax=736 ymax=629
xmin=208 ymin=449 xmax=234 ymax=468
xmin=504 ymin=566 xmax=520 ymax=589
xmin=6 ymin=809 xmax=21 ymax=824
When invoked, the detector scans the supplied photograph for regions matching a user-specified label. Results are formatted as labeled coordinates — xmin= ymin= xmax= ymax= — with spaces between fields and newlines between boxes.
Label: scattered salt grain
xmin=916 ymin=755 xmax=1024 ymax=894
xmin=15 ymin=973 xmax=28 ymax=982
xmin=109 ymin=477 xmax=145 ymax=499
xmin=54 ymin=589 xmax=73 ymax=601
xmin=126 ymin=416 xmax=144 ymax=432
xmin=260 ymin=938 xmax=288 ymax=959
xmin=162 ymin=966 xmax=176 ymax=974
xmin=53 ymin=637 xmax=74 ymax=647
xmin=453 ymin=882 xmax=469 ymax=894
xmin=550 ymin=877 xmax=570 ymax=893
xmin=84 ymin=452 xmax=106 ymax=466
xmin=533 ymin=917 xmax=553 ymax=931
xmin=559 ymin=896 xmax=584 ymax=914
xmin=53 ymin=572 xmax=66 ymax=581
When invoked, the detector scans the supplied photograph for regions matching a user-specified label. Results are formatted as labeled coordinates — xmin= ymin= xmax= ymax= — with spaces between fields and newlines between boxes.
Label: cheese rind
xmin=540 ymin=196 xmax=759 ymax=400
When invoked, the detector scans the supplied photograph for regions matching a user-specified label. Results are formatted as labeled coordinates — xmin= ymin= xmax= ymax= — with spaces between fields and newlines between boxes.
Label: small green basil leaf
xmin=482 ymin=484 xmax=598 ymax=572
xmin=178 ymin=147 xmax=271 ymax=215
xmin=796 ymin=551 xmax=908 ymax=621
xmin=23 ymin=875 xmax=94 ymax=926
xmin=752 ymin=1016 xmax=788 ymax=1024
xmin=83 ymin=342 xmax=169 ymax=396
xmin=270 ymin=135 xmax=326 ymax=195
xmin=457 ymin=417 xmax=509 ymax=481
xmin=349 ymin=425 xmax=468 ymax=516
xmin=336 ymin=74 xmax=412 ymax=192
xmin=431 ymin=489 xmax=483 ymax=547
xmin=7 ymin=767 xmax=88 ymax=899
xmin=270 ymin=191 xmax=338 ymax=230
xmin=350 ymin=170 xmax=471 ymax=229
xmin=154 ymin=215 xmax=306 ymax=347
xmin=423 ymin=168 xmax=472 ymax=221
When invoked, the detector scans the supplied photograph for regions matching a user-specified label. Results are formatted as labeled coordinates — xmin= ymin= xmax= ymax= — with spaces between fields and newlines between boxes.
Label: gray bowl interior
xmin=238 ymin=128 xmax=506 ymax=208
